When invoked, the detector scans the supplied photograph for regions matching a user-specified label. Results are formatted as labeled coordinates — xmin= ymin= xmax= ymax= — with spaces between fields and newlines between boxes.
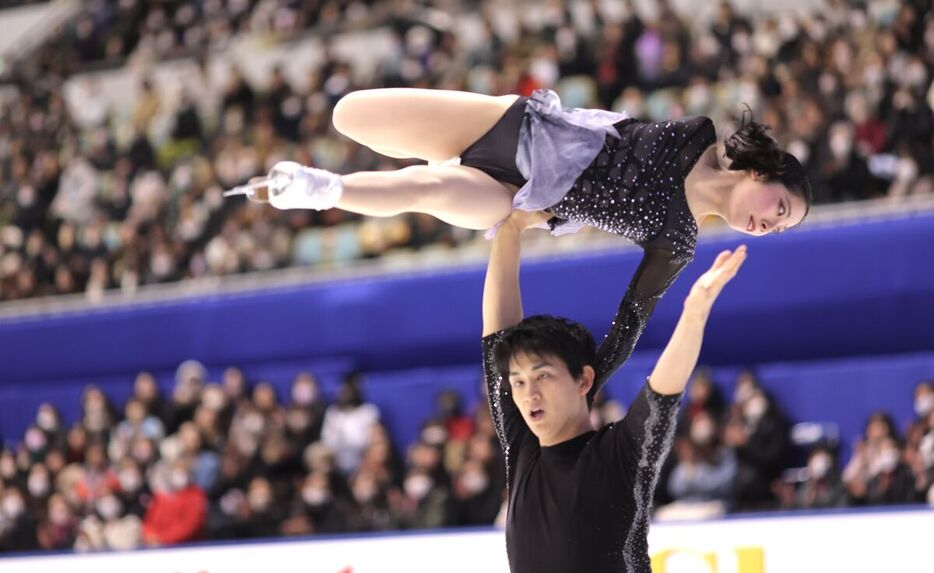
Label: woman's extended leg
xmin=337 ymin=164 xmax=516 ymax=230
xmin=256 ymin=88 xmax=522 ymax=227
xmin=332 ymin=88 xmax=520 ymax=162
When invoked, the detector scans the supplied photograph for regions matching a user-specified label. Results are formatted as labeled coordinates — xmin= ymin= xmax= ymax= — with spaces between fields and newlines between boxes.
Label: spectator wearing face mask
xmin=859 ymin=437 xmax=919 ymax=506
xmin=21 ymin=424 xmax=50 ymax=467
xmin=903 ymin=414 xmax=934 ymax=502
xmin=450 ymin=459 xmax=500 ymax=526
xmin=724 ymin=385 xmax=791 ymax=511
xmin=588 ymin=391 xmax=627 ymax=431
xmin=357 ymin=425 xmax=404 ymax=489
xmin=792 ymin=446 xmax=848 ymax=510
xmin=64 ymin=425 xmax=89 ymax=465
xmin=165 ymin=360 xmax=207 ymax=434
xmin=347 ymin=468 xmax=393 ymax=532
xmin=74 ymin=442 xmax=120 ymax=506
xmin=912 ymin=381 xmax=934 ymax=426
xmin=680 ymin=368 xmax=726 ymax=428
xmin=435 ymin=390 xmax=474 ymax=443
xmin=0 ymin=450 xmax=20 ymax=488
xmin=81 ymin=386 xmax=117 ymax=440
xmin=174 ymin=422 xmax=221 ymax=493
xmin=287 ymin=372 xmax=327 ymax=447
xmin=113 ymin=398 xmax=166 ymax=445
xmin=141 ymin=461 xmax=207 ymax=546
xmin=0 ymin=487 xmax=39 ymax=551
xmin=114 ymin=459 xmax=148 ymax=518
xmin=389 ymin=467 xmax=451 ymax=530
xmin=321 ymin=374 xmax=380 ymax=475
xmin=667 ymin=411 xmax=737 ymax=509
xmin=816 ymin=121 xmax=878 ymax=202
xmin=131 ymin=372 xmax=168 ymax=427
xmin=242 ymin=477 xmax=286 ymax=539
xmin=295 ymin=470 xmax=349 ymax=534
xmin=843 ymin=410 xmax=901 ymax=499
xmin=74 ymin=492 xmax=142 ymax=551
xmin=34 ymin=404 xmax=66 ymax=450
xmin=36 ymin=493 xmax=78 ymax=550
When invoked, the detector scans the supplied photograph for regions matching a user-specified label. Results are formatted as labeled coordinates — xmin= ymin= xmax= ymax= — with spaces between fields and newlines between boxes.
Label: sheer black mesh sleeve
xmin=591 ymin=247 xmax=691 ymax=398
xmin=482 ymin=332 xmax=530 ymax=485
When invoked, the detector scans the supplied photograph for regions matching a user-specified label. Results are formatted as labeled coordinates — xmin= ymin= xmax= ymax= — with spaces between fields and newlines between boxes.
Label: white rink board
xmin=2 ymin=508 xmax=933 ymax=573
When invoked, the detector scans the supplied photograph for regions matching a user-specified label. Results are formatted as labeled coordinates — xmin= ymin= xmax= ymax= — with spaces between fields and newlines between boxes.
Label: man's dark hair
xmin=493 ymin=315 xmax=597 ymax=409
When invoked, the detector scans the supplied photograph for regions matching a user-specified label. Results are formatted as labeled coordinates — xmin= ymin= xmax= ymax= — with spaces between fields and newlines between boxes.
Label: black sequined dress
xmin=479 ymin=115 xmax=715 ymax=572
xmin=552 ymin=115 xmax=716 ymax=392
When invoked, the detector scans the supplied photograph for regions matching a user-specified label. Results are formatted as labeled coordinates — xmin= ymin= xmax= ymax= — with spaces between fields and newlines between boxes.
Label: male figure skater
xmin=482 ymin=210 xmax=746 ymax=572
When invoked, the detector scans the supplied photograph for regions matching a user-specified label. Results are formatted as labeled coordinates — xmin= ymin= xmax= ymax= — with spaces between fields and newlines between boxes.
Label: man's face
xmin=507 ymin=351 xmax=592 ymax=446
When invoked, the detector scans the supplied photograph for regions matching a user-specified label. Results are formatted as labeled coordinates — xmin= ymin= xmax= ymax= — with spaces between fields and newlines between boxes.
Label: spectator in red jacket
xmin=141 ymin=461 xmax=207 ymax=546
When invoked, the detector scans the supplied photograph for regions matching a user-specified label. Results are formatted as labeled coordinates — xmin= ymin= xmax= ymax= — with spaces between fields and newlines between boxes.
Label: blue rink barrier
xmin=0 ymin=213 xmax=932 ymax=443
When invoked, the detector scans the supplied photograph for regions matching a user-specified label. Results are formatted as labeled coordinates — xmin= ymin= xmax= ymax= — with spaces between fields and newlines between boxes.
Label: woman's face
xmin=727 ymin=175 xmax=807 ymax=236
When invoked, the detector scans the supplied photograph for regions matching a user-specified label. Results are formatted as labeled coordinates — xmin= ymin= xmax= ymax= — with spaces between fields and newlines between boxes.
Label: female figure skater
xmin=228 ymin=87 xmax=810 ymax=381
xmin=481 ymin=209 xmax=746 ymax=572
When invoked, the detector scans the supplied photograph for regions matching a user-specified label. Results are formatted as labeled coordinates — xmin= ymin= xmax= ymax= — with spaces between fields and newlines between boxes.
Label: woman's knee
xmin=332 ymin=90 xmax=373 ymax=138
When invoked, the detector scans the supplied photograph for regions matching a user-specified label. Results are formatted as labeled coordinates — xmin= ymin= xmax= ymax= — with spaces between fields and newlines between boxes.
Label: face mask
xmin=461 ymin=472 xmax=488 ymax=495
xmin=874 ymin=449 xmax=900 ymax=475
xmin=685 ymin=85 xmax=712 ymax=114
xmin=28 ymin=476 xmax=50 ymax=497
xmin=96 ymin=496 xmax=122 ymax=520
xmin=17 ymin=186 xmax=36 ymax=208
xmin=353 ymin=484 xmax=377 ymax=504
xmin=287 ymin=411 xmax=310 ymax=432
xmin=404 ymin=475 xmax=433 ymax=501
xmin=808 ymin=454 xmax=832 ymax=479
xmin=170 ymin=469 xmax=190 ymax=490
xmin=292 ymin=384 xmax=316 ymax=406
xmin=621 ymin=96 xmax=643 ymax=120
xmin=37 ymin=410 xmax=58 ymax=431
xmin=0 ymin=457 xmax=16 ymax=479
xmin=731 ymin=31 xmax=751 ymax=54
xmin=787 ymin=139 xmax=810 ymax=165
xmin=24 ymin=428 xmax=48 ymax=452
xmin=734 ymin=383 xmax=755 ymax=404
xmin=744 ymin=396 xmax=767 ymax=420
xmin=422 ymin=426 xmax=447 ymax=446
xmin=248 ymin=492 xmax=271 ymax=511
xmin=50 ymin=504 xmax=73 ymax=525
xmin=829 ymin=134 xmax=852 ymax=159
xmin=778 ymin=15 xmax=798 ymax=40
xmin=915 ymin=394 xmax=934 ymax=418
xmin=302 ymin=487 xmax=330 ymax=506
xmin=119 ymin=470 xmax=142 ymax=493
xmin=2 ymin=496 xmax=24 ymax=518
xmin=863 ymin=65 xmax=884 ymax=86
xmin=202 ymin=388 xmax=227 ymax=411
xmin=690 ymin=421 xmax=716 ymax=446
xmin=242 ymin=412 xmax=264 ymax=434
xmin=919 ymin=433 xmax=934 ymax=469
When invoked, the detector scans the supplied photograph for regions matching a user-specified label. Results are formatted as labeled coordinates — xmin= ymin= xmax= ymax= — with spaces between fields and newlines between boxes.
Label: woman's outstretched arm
xmin=592 ymin=247 xmax=693 ymax=396
xmin=648 ymin=246 xmax=746 ymax=394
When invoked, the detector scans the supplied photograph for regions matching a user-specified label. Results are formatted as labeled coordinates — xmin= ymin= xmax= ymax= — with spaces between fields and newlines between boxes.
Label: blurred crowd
xmin=0 ymin=0 xmax=933 ymax=302
xmin=0 ymin=361 xmax=931 ymax=553
xmin=0 ymin=362 xmax=512 ymax=552
xmin=656 ymin=372 xmax=934 ymax=520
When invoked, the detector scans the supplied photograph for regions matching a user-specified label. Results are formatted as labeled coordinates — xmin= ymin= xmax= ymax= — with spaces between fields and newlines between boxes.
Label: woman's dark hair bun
xmin=724 ymin=108 xmax=784 ymax=175
xmin=723 ymin=106 xmax=813 ymax=217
